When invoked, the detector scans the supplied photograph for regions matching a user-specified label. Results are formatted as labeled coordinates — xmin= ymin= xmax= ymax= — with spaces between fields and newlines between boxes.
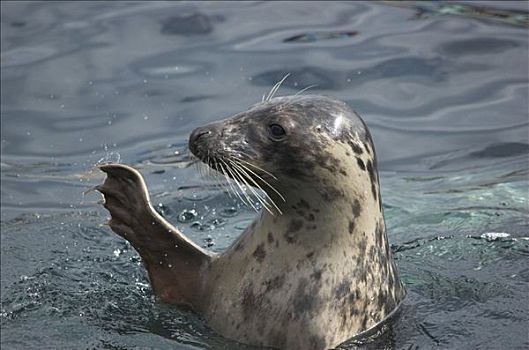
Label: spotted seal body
xmin=96 ymin=95 xmax=405 ymax=350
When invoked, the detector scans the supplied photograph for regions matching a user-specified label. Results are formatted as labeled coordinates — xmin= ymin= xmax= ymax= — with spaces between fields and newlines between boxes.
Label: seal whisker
xmin=231 ymin=167 xmax=261 ymax=213
xmin=229 ymin=162 xmax=270 ymax=214
xmin=221 ymin=159 xmax=257 ymax=210
xmin=187 ymin=157 xmax=201 ymax=167
xmin=200 ymin=154 xmax=209 ymax=179
xmin=230 ymin=160 xmax=268 ymax=208
xmin=206 ymin=155 xmax=216 ymax=177
xmin=205 ymin=153 xmax=212 ymax=178
xmin=196 ymin=151 xmax=211 ymax=180
xmin=266 ymin=73 xmax=291 ymax=102
xmin=206 ymin=152 xmax=220 ymax=184
xmin=224 ymin=162 xmax=246 ymax=202
xmin=295 ymin=84 xmax=318 ymax=96
xmin=224 ymin=161 xmax=260 ymax=212
xmin=209 ymin=155 xmax=230 ymax=190
xmin=229 ymin=160 xmax=278 ymax=215
xmin=191 ymin=152 xmax=201 ymax=177
xmin=230 ymin=158 xmax=285 ymax=204
xmin=193 ymin=160 xmax=199 ymax=177
xmin=232 ymin=155 xmax=278 ymax=180
xmin=212 ymin=158 xmax=231 ymax=197
xmin=218 ymin=160 xmax=247 ymax=205
xmin=198 ymin=160 xmax=208 ymax=180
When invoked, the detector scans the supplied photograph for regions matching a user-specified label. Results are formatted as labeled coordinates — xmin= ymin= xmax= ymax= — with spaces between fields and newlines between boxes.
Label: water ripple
xmin=1 ymin=1 xmax=528 ymax=349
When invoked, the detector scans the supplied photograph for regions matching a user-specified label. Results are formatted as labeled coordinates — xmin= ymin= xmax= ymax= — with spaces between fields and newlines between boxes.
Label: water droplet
xmin=204 ymin=235 xmax=215 ymax=247
xmin=20 ymin=275 xmax=29 ymax=281
xmin=178 ymin=209 xmax=198 ymax=223
xmin=207 ymin=217 xmax=226 ymax=227
xmin=190 ymin=221 xmax=202 ymax=230
xmin=155 ymin=203 xmax=172 ymax=216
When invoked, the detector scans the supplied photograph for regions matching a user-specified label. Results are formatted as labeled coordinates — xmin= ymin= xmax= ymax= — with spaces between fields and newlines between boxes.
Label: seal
xmin=96 ymin=94 xmax=405 ymax=350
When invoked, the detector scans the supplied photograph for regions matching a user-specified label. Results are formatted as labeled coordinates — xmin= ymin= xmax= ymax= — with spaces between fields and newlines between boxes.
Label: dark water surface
xmin=1 ymin=1 xmax=528 ymax=349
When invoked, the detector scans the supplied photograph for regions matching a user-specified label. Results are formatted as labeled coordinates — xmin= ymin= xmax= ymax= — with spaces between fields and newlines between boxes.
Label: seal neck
xmin=257 ymin=188 xmax=381 ymax=251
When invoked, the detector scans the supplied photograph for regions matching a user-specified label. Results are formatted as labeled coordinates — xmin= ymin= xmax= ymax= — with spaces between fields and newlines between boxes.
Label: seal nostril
xmin=190 ymin=128 xmax=212 ymax=144
xmin=189 ymin=127 xmax=213 ymax=157
xmin=196 ymin=131 xmax=210 ymax=141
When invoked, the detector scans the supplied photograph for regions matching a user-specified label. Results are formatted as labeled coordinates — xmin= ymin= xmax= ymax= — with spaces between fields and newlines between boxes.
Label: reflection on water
xmin=1 ymin=1 xmax=528 ymax=349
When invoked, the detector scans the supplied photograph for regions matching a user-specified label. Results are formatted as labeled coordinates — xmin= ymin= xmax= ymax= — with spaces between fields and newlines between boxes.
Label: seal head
xmin=189 ymin=95 xmax=378 ymax=208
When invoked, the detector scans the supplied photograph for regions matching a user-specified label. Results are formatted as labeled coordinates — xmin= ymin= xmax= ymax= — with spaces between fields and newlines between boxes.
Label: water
xmin=1 ymin=1 xmax=528 ymax=349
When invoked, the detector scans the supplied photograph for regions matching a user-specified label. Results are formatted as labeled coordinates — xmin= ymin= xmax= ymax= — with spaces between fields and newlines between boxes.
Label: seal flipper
xmin=96 ymin=163 xmax=212 ymax=308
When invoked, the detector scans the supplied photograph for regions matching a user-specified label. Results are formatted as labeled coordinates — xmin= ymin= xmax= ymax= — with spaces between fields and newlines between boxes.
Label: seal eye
xmin=268 ymin=124 xmax=286 ymax=140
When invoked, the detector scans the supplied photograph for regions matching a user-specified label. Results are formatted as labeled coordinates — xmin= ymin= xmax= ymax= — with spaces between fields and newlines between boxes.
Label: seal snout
xmin=189 ymin=126 xmax=213 ymax=158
